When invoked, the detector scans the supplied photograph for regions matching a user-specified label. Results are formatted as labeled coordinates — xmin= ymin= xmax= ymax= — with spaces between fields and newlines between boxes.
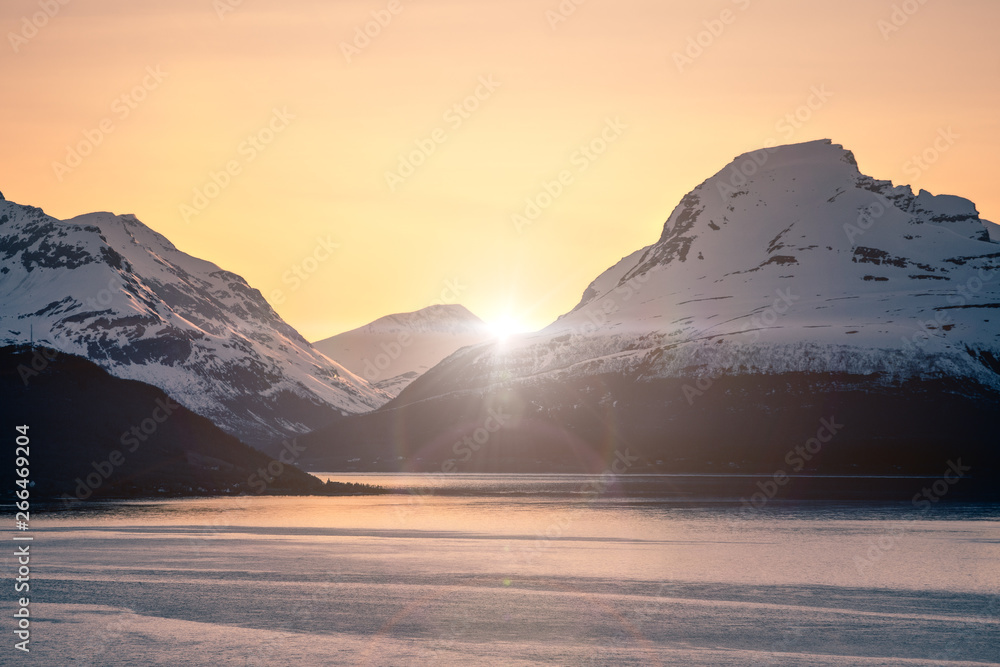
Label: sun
xmin=486 ymin=316 xmax=528 ymax=344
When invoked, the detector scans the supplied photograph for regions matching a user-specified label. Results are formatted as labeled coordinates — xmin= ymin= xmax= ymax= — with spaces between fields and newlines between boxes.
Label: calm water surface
xmin=11 ymin=474 xmax=1000 ymax=666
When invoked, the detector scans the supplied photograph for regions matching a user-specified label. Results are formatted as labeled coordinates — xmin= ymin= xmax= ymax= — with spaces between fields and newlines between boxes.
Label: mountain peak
xmin=69 ymin=211 xmax=185 ymax=258
xmin=727 ymin=138 xmax=857 ymax=172
xmin=704 ymin=139 xmax=864 ymax=205
xmin=562 ymin=139 xmax=997 ymax=351
xmin=313 ymin=304 xmax=491 ymax=397
xmin=357 ymin=304 xmax=486 ymax=336
xmin=645 ymin=138 xmax=990 ymax=263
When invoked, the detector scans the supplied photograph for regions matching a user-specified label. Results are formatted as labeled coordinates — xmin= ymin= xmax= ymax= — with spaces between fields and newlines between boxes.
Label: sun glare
xmin=486 ymin=317 xmax=526 ymax=344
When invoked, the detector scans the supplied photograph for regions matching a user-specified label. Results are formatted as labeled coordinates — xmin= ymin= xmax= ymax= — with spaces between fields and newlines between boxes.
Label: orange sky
xmin=1 ymin=0 xmax=998 ymax=340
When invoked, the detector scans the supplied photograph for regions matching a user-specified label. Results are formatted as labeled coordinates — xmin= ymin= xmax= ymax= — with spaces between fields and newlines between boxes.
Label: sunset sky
xmin=1 ymin=0 xmax=997 ymax=340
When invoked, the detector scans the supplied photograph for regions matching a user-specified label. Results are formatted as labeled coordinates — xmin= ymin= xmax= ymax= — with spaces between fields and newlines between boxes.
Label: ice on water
xmin=16 ymin=482 xmax=1000 ymax=666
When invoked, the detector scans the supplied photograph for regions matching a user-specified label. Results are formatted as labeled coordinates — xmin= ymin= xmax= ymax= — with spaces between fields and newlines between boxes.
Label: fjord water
xmin=19 ymin=474 xmax=1000 ymax=666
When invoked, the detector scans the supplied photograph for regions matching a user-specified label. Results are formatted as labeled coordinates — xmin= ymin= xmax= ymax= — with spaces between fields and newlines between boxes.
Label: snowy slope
xmin=313 ymin=304 xmax=491 ymax=397
xmin=0 ymin=196 xmax=388 ymax=446
xmin=406 ymin=139 xmax=1000 ymax=398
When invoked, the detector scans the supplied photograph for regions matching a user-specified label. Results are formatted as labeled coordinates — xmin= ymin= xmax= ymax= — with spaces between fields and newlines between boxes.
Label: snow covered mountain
xmin=0 ymin=195 xmax=388 ymax=446
xmin=298 ymin=139 xmax=1000 ymax=476
xmin=313 ymin=304 xmax=491 ymax=397
xmin=458 ymin=138 xmax=1000 ymax=389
